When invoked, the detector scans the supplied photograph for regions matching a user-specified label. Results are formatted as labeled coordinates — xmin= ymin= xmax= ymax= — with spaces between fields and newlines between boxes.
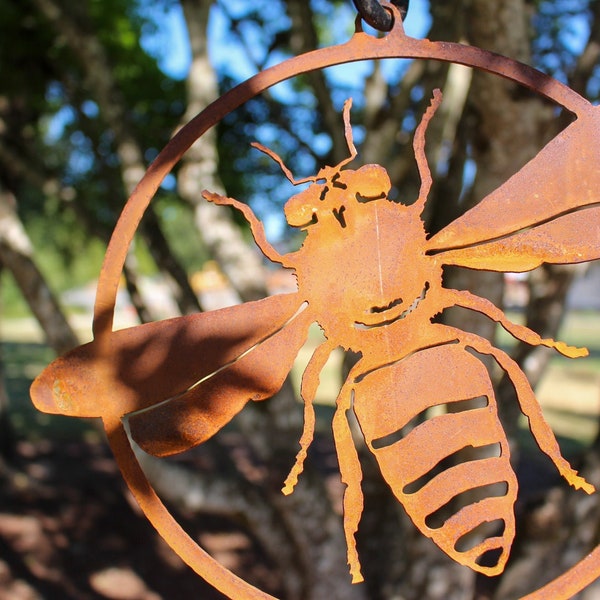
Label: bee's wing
xmin=433 ymin=204 xmax=600 ymax=271
xmin=31 ymin=293 xmax=311 ymax=455
xmin=128 ymin=296 xmax=313 ymax=457
xmin=427 ymin=106 xmax=600 ymax=256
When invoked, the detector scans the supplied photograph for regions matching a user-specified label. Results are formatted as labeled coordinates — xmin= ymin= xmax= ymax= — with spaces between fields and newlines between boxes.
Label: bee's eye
xmin=351 ymin=165 xmax=391 ymax=201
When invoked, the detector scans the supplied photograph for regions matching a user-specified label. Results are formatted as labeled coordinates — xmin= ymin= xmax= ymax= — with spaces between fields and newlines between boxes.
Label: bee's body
xmin=282 ymin=183 xmax=519 ymax=574
xmin=293 ymin=196 xmax=439 ymax=354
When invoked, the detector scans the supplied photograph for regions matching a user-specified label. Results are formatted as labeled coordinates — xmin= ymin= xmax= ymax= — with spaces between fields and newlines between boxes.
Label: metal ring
xmin=352 ymin=0 xmax=409 ymax=31
xmin=88 ymin=7 xmax=598 ymax=597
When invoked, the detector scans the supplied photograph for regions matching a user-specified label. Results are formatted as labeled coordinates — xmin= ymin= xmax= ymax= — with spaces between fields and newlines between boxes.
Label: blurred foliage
xmin=0 ymin=0 xmax=187 ymax=304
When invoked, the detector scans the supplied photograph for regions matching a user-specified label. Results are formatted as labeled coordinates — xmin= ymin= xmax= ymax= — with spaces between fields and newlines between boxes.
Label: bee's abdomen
xmin=380 ymin=407 xmax=517 ymax=575
xmin=354 ymin=344 xmax=518 ymax=575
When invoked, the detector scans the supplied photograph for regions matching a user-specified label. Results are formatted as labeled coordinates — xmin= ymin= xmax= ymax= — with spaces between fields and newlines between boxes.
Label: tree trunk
xmin=0 ymin=186 xmax=78 ymax=355
xmin=140 ymin=210 xmax=202 ymax=315
xmin=178 ymin=0 xmax=269 ymax=303
xmin=231 ymin=381 xmax=367 ymax=600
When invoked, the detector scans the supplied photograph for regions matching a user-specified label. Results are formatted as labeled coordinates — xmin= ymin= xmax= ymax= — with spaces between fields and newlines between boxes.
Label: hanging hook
xmin=352 ymin=0 xmax=409 ymax=32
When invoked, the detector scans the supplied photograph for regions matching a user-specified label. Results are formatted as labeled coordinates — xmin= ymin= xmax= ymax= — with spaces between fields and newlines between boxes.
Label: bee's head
xmin=253 ymin=98 xmax=392 ymax=229
xmin=283 ymin=164 xmax=392 ymax=229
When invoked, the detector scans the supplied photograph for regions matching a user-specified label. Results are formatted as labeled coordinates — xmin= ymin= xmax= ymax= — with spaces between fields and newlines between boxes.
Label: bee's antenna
xmin=253 ymin=98 xmax=358 ymax=184
xmin=251 ymin=142 xmax=316 ymax=186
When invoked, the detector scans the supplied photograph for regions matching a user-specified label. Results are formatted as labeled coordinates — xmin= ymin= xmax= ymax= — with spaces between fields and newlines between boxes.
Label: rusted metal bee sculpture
xmin=33 ymin=90 xmax=598 ymax=583
xmin=29 ymin=5 xmax=600 ymax=597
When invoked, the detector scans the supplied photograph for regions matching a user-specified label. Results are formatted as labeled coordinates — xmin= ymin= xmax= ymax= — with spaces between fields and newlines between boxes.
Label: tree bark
xmin=231 ymin=381 xmax=367 ymax=600
xmin=0 ymin=186 xmax=78 ymax=355
xmin=178 ymin=0 xmax=269 ymax=303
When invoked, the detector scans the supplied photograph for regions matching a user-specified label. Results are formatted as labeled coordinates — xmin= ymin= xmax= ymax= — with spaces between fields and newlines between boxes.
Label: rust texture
xmin=30 ymin=5 xmax=600 ymax=599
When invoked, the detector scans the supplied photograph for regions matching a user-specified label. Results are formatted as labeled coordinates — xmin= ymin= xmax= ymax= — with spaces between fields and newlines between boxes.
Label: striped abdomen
xmin=353 ymin=343 xmax=518 ymax=575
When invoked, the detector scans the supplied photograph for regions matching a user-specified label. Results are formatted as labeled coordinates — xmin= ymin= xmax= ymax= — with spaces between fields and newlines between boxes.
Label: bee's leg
xmin=492 ymin=344 xmax=594 ymax=494
xmin=282 ymin=340 xmax=335 ymax=495
xmin=446 ymin=326 xmax=595 ymax=495
xmin=413 ymin=89 xmax=442 ymax=211
xmin=445 ymin=289 xmax=588 ymax=358
xmin=333 ymin=382 xmax=364 ymax=583
xmin=202 ymin=190 xmax=286 ymax=265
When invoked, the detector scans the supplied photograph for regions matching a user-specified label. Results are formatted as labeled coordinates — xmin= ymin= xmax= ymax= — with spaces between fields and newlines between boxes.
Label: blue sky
xmin=144 ymin=0 xmax=432 ymax=82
